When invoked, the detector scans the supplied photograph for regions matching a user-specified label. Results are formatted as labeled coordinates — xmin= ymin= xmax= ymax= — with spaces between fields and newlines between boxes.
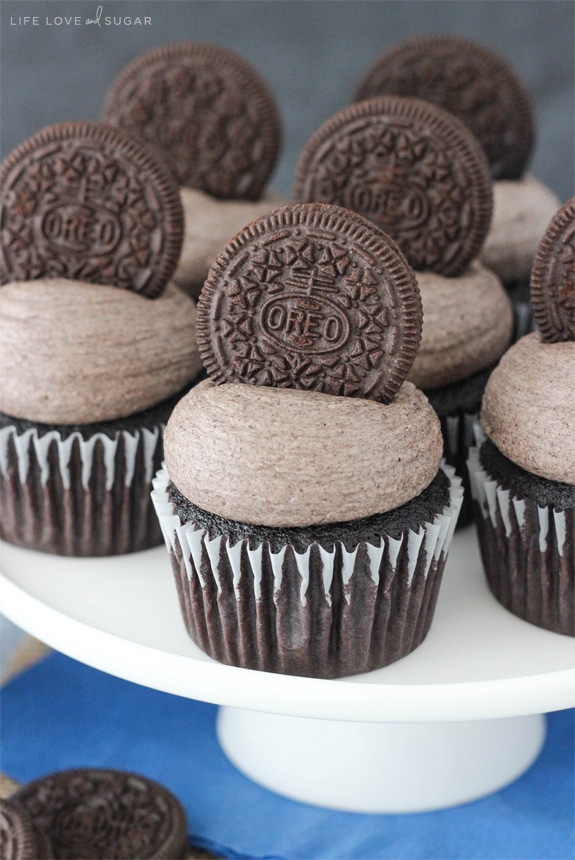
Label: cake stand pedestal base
xmin=217 ymin=708 xmax=546 ymax=813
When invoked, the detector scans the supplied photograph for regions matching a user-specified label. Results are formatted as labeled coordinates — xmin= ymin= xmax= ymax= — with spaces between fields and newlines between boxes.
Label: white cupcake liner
xmin=152 ymin=464 xmax=463 ymax=678
xmin=468 ymin=444 xmax=574 ymax=636
xmin=0 ymin=424 xmax=160 ymax=488
xmin=441 ymin=410 xmax=478 ymax=463
xmin=0 ymin=423 xmax=165 ymax=556
xmin=434 ymin=409 xmax=479 ymax=529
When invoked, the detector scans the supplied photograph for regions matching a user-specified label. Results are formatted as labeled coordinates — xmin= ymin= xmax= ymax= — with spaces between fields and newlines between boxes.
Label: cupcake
xmin=152 ymin=203 xmax=463 ymax=678
xmin=353 ymin=33 xmax=562 ymax=340
xmin=0 ymin=121 xmax=202 ymax=556
xmin=102 ymin=42 xmax=285 ymax=300
xmin=292 ymin=94 xmax=513 ymax=525
xmin=468 ymin=197 xmax=575 ymax=635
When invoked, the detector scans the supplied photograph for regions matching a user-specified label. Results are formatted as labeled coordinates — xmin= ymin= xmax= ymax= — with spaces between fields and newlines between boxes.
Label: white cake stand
xmin=1 ymin=528 xmax=573 ymax=814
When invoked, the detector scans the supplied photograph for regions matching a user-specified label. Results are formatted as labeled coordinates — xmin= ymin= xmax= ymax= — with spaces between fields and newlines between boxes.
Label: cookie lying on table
xmin=1 ymin=768 xmax=193 ymax=859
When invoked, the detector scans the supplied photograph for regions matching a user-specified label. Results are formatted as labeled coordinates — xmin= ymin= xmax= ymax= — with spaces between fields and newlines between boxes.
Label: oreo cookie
xmin=102 ymin=43 xmax=281 ymax=200
xmin=0 ymin=121 xmax=183 ymax=297
xmin=11 ymin=768 xmax=188 ymax=859
xmin=354 ymin=34 xmax=534 ymax=181
xmin=530 ymin=197 xmax=575 ymax=343
xmin=0 ymin=799 xmax=53 ymax=859
xmin=292 ymin=96 xmax=492 ymax=276
xmin=196 ymin=202 xmax=422 ymax=403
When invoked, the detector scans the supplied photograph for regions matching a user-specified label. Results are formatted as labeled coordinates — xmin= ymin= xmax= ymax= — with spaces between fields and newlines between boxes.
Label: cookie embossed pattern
xmin=293 ymin=92 xmax=511 ymax=529
xmin=354 ymin=34 xmax=534 ymax=181
xmin=196 ymin=203 xmax=422 ymax=403
xmin=351 ymin=33 xmax=562 ymax=341
xmin=0 ymin=121 xmax=183 ymax=296
xmin=101 ymin=42 xmax=285 ymax=302
xmin=102 ymin=43 xmax=281 ymax=200
xmin=0 ymin=798 xmax=53 ymax=860
xmin=293 ymin=96 xmax=493 ymax=277
xmin=530 ymin=197 xmax=575 ymax=343
xmin=5 ymin=768 xmax=189 ymax=859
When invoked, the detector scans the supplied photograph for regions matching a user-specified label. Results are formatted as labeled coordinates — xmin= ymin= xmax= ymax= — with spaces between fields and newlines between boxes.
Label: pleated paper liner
xmin=468 ymin=444 xmax=574 ymax=636
xmin=434 ymin=410 xmax=477 ymax=528
xmin=504 ymin=276 xmax=535 ymax=343
xmin=0 ymin=423 xmax=165 ymax=556
xmin=152 ymin=465 xmax=463 ymax=679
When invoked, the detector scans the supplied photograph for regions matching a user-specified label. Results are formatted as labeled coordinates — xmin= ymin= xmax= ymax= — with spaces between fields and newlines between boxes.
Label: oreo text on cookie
xmin=0 ymin=121 xmax=183 ymax=296
xmin=196 ymin=203 xmax=422 ymax=404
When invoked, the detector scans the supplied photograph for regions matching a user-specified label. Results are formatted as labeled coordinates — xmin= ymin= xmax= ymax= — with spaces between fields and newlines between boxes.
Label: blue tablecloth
xmin=1 ymin=651 xmax=573 ymax=860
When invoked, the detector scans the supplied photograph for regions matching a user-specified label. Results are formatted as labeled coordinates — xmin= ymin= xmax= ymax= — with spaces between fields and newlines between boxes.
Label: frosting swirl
xmin=0 ymin=279 xmax=202 ymax=424
xmin=408 ymin=261 xmax=513 ymax=390
xmin=164 ymin=378 xmax=443 ymax=527
xmin=173 ymin=188 xmax=285 ymax=298
xmin=479 ymin=175 xmax=561 ymax=282
xmin=480 ymin=332 xmax=575 ymax=484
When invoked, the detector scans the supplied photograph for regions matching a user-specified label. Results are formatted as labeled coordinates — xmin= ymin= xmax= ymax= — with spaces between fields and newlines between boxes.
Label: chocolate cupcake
xmin=102 ymin=43 xmax=284 ymax=300
xmin=0 ymin=121 xmax=203 ymax=556
xmin=152 ymin=203 xmax=463 ymax=678
xmin=353 ymin=33 xmax=562 ymax=339
xmin=468 ymin=198 xmax=575 ymax=635
xmin=293 ymin=95 xmax=513 ymax=525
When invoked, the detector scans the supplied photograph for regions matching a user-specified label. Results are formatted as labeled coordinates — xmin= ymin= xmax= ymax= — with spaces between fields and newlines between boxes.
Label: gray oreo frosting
xmin=164 ymin=378 xmax=443 ymax=528
xmin=0 ymin=278 xmax=202 ymax=424
xmin=480 ymin=332 xmax=575 ymax=484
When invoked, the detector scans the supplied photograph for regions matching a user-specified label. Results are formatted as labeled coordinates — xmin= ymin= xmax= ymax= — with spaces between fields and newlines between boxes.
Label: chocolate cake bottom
xmin=468 ymin=438 xmax=575 ymax=636
xmin=152 ymin=465 xmax=463 ymax=679
xmin=0 ymin=385 xmax=194 ymax=557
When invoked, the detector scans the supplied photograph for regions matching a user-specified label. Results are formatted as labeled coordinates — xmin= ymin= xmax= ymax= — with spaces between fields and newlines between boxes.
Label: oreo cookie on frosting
xmin=102 ymin=42 xmax=281 ymax=200
xmin=197 ymin=202 xmax=422 ymax=403
xmin=469 ymin=197 xmax=575 ymax=636
xmin=293 ymin=95 xmax=493 ymax=277
xmin=10 ymin=768 xmax=189 ymax=859
xmin=0 ymin=120 xmax=183 ymax=297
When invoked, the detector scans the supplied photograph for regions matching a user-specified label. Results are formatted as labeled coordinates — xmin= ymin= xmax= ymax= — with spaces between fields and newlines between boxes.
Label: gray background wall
xmin=1 ymin=0 xmax=574 ymax=202
xmin=0 ymin=0 xmax=573 ymax=667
